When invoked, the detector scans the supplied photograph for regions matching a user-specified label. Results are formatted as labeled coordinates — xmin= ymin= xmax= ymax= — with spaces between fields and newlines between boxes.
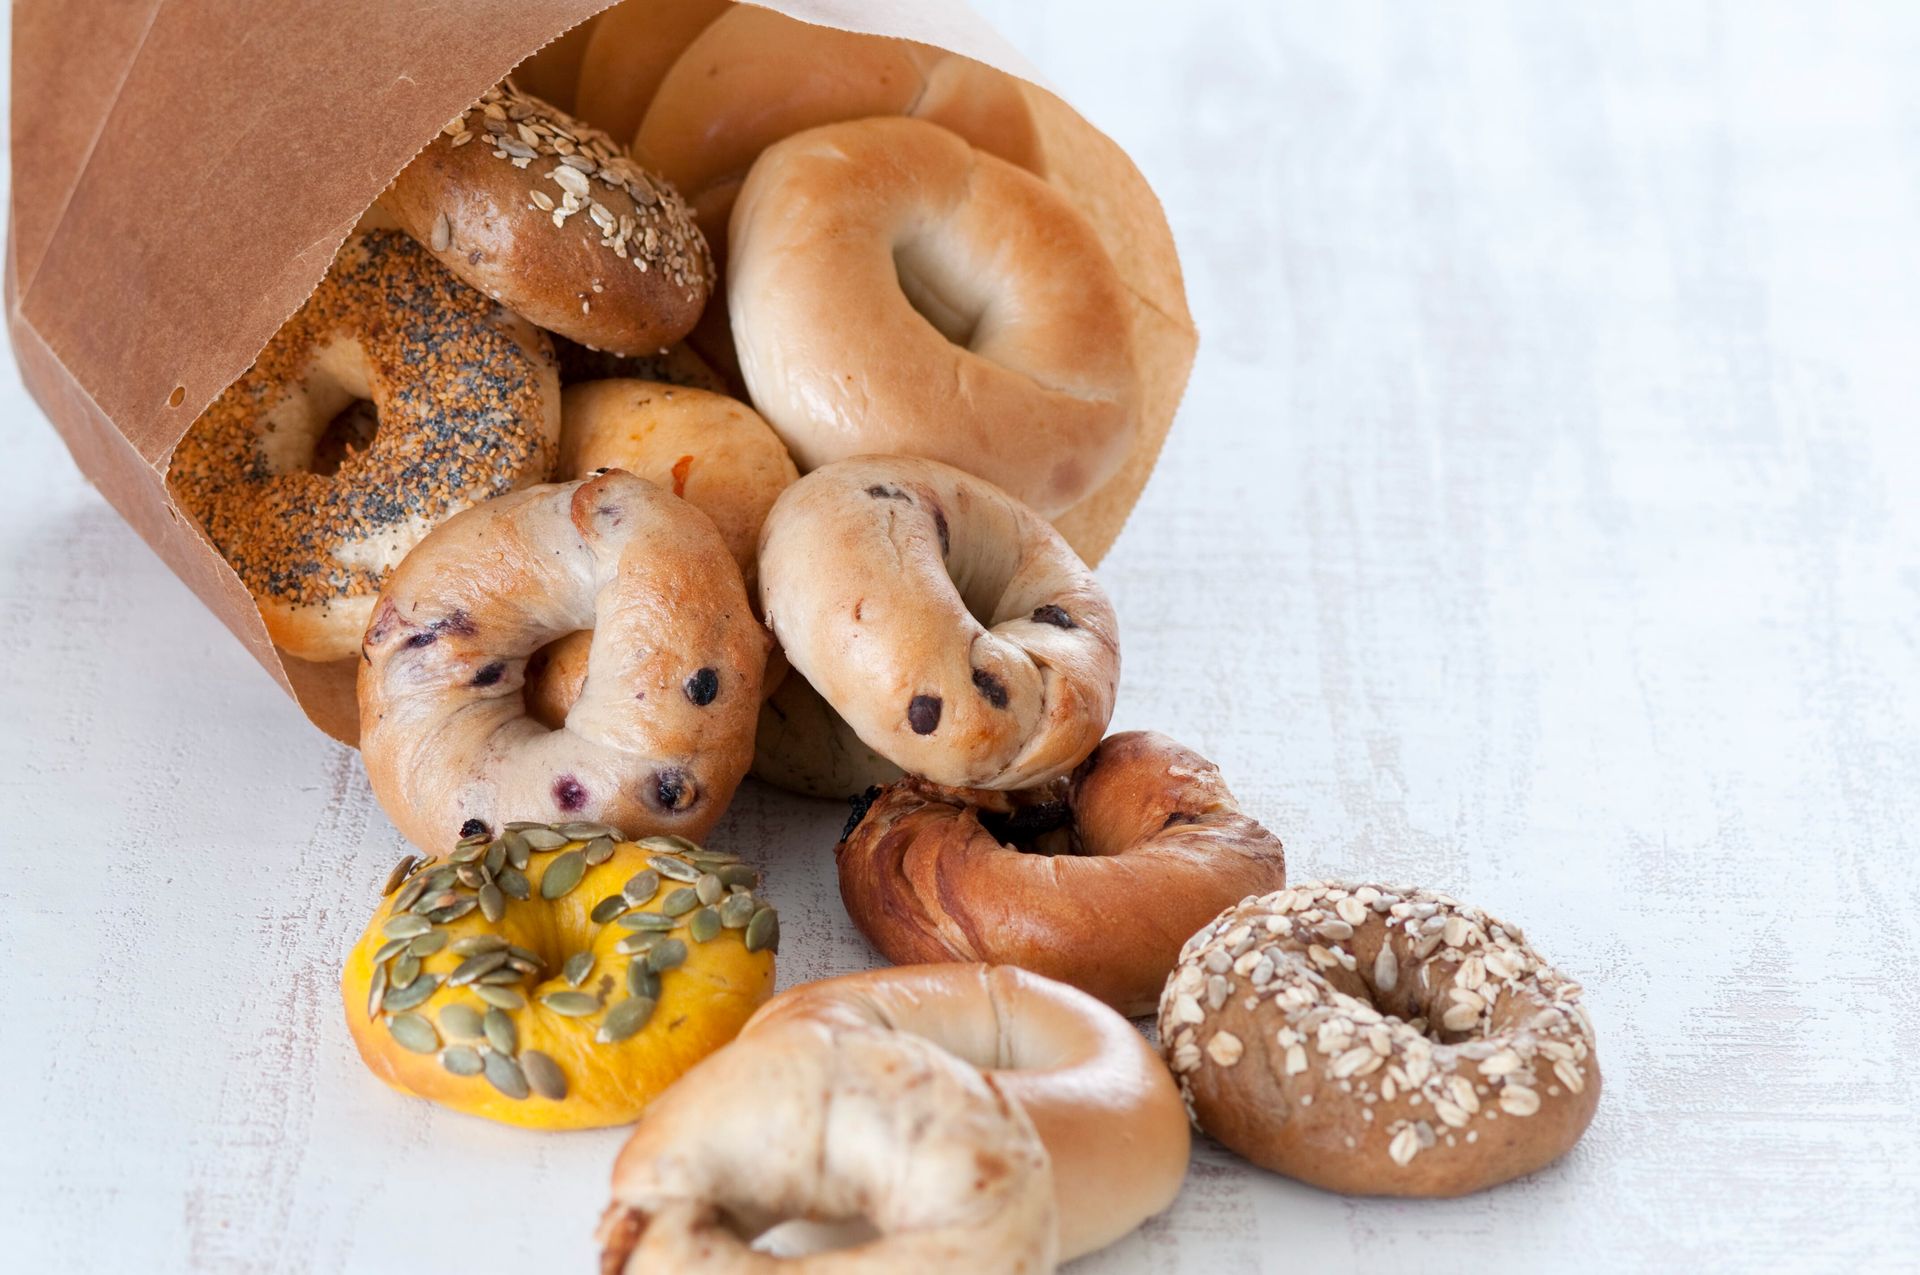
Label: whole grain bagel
xmin=1159 ymin=883 xmax=1601 ymax=1197
xmin=837 ymin=733 xmax=1288 ymax=1015
xmin=382 ymin=81 xmax=711 ymax=356
xmin=358 ymin=471 xmax=767 ymax=852
xmin=729 ymin=117 xmax=1136 ymax=518
xmin=599 ymin=1018 xmax=1056 ymax=1274
xmin=167 ymin=231 xmax=558 ymax=663
xmin=744 ymin=964 xmax=1189 ymax=1260
xmin=758 ymin=457 xmax=1119 ymax=790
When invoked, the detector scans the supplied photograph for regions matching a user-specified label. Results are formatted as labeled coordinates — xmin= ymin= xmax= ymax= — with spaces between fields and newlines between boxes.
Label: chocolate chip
xmin=1031 ymin=604 xmax=1074 ymax=629
xmin=865 ymin=484 xmax=911 ymax=502
xmin=841 ymin=785 xmax=885 ymax=843
xmin=908 ymin=695 xmax=943 ymax=735
xmin=684 ymin=667 xmax=719 ymax=706
xmin=931 ymin=505 xmax=950 ymax=557
xmin=651 ymin=768 xmax=695 ymax=811
xmin=553 ymin=775 xmax=588 ymax=811
xmin=971 ymin=668 xmax=1009 ymax=709
xmin=471 ymin=661 xmax=506 ymax=687
xmin=459 ymin=818 xmax=489 ymax=839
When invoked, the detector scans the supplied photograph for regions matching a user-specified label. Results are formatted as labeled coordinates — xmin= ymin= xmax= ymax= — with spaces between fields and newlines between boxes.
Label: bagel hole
xmin=976 ymin=791 xmax=1081 ymax=856
xmin=893 ymin=239 xmax=987 ymax=349
xmin=755 ymin=1217 xmax=884 ymax=1258
xmin=308 ymin=399 xmax=380 ymax=477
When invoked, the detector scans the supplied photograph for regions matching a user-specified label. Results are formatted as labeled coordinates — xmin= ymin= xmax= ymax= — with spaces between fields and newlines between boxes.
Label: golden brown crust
xmin=358 ymin=472 xmax=767 ymax=852
xmin=837 ymin=733 xmax=1286 ymax=1016
xmin=1158 ymin=883 xmax=1601 ymax=1196
xmin=167 ymin=230 xmax=558 ymax=663
xmin=574 ymin=0 xmax=733 ymax=146
xmin=741 ymin=964 xmax=1189 ymax=1260
xmin=383 ymin=81 xmax=712 ymax=357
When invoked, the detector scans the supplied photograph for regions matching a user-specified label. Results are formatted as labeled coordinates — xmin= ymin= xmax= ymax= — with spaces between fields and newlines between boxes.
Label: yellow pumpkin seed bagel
xmin=342 ymin=823 xmax=778 ymax=1130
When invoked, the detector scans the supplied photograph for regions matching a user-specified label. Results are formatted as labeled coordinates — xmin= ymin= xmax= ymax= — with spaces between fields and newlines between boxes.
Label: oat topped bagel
xmin=1159 ymin=883 xmax=1600 ymax=1197
xmin=383 ymin=80 xmax=712 ymax=356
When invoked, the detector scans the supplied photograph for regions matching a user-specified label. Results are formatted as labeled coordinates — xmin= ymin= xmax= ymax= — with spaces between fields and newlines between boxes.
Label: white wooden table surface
xmin=4 ymin=2 xmax=1917 ymax=1270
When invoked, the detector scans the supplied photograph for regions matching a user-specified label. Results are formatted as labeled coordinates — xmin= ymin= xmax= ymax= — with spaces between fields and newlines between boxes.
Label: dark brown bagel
xmin=835 ymin=731 xmax=1287 ymax=1016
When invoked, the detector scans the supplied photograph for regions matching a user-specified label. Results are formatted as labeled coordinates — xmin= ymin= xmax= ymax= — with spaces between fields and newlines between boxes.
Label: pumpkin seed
xmin=590 ymin=895 xmax=629 ymax=925
xmin=424 ymin=866 xmax=459 ymax=890
xmin=483 ymin=1050 xmax=529 ymax=1099
xmin=409 ymin=931 xmax=448 ymax=958
xmin=597 ymin=997 xmax=654 ymax=1043
xmin=380 ymin=855 xmax=419 ymax=896
xmin=390 ymin=953 xmax=421 ymax=989
xmin=381 ymin=914 xmax=431 ymax=940
xmin=441 ymin=1045 xmax=484 ymax=1076
xmin=456 ymin=829 xmax=491 ymax=848
xmin=719 ymin=893 xmax=756 ymax=929
xmin=483 ymin=1007 xmax=517 ymax=1055
xmin=483 ymin=839 xmax=507 ymax=875
xmin=440 ymin=1003 xmax=483 ymax=1040
xmin=688 ymin=907 xmax=721 ymax=943
xmin=622 ymin=871 xmax=660 ymax=905
xmin=478 ymin=968 xmax=524 ymax=985
xmin=505 ymin=821 xmax=544 ymax=832
xmin=718 ymin=864 xmax=759 ymax=890
xmin=627 ymin=959 xmax=660 ymax=999
xmin=449 ymin=951 xmax=509 ymax=986
xmin=428 ymin=897 xmax=478 ymax=925
xmin=475 ymin=985 xmax=526 ymax=1010
xmin=449 ymin=841 xmax=487 ymax=865
xmin=392 ymin=874 xmax=431 ymax=912
xmin=695 ymin=873 xmax=723 ymax=906
xmin=503 ymin=831 xmax=532 ymax=867
xmin=660 ymin=887 xmax=699 ymax=917
xmin=745 ymin=907 xmax=779 ymax=954
xmin=373 ymin=937 xmax=409 ymax=963
xmin=540 ymin=849 xmax=587 ymax=899
xmin=646 ymin=939 xmax=689 ymax=973
xmin=381 ymin=973 xmax=441 ymax=1011
xmin=583 ymin=836 xmax=616 ymax=867
xmin=615 ymin=932 xmax=660 ymax=956
xmin=387 ymin=1012 xmax=438 ymax=1053
xmin=617 ymin=911 xmax=674 ymax=931
xmin=366 ymin=963 xmax=389 ymax=1020
xmin=505 ymin=955 xmax=542 ymax=975
xmin=450 ymin=934 xmax=508 ymax=956
xmin=478 ymin=882 xmax=506 ymax=922
xmin=541 ymin=990 xmax=602 ymax=1017
xmin=521 ymin=828 xmax=569 ymax=851
xmin=648 ymin=854 xmax=700 ymax=883
xmin=497 ymin=867 xmax=531 ymax=900
xmin=557 ymin=821 xmax=617 ymax=840
xmin=640 ymin=835 xmax=702 ymax=858
xmin=563 ymin=951 xmax=595 ymax=987
xmin=411 ymin=889 xmax=457 ymax=916
xmin=688 ymin=849 xmax=741 ymax=866
xmin=455 ymin=862 xmax=488 ymax=889
xmin=508 ymin=945 xmax=545 ymax=972
xmin=521 ymin=1049 xmax=567 ymax=1099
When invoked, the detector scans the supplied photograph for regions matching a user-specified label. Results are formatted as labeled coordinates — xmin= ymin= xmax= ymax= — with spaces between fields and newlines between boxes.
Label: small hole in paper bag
xmin=167 ymin=386 xmax=186 ymax=408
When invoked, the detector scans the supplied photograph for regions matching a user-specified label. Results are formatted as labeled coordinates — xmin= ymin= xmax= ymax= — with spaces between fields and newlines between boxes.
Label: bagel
xmin=551 ymin=335 xmax=725 ymax=393
xmin=344 ymin=826 xmax=777 ymax=1129
xmin=758 ymin=457 xmax=1119 ymax=790
xmin=743 ymin=964 xmax=1189 ymax=1260
xmin=358 ymin=471 xmax=767 ymax=853
xmin=573 ymin=0 xmax=732 ymax=146
xmin=167 ymin=230 xmax=558 ymax=663
xmin=838 ymin=733 xmax=1288 ymax=1016
xmin=729 ymin=117 xmax=1136 ymax=518
xmin=509 ymin=12 xmax=602 ymax=112
xmin=382 ymin=80 xmax=711 ymax=357
xmin=751 ymin=670 xmax=902 ymax=800
xmin=1159 ymin=883 xmax=1601 ymax=1196
xmin=600 ymin=1020 xmax=1055 ymax=1273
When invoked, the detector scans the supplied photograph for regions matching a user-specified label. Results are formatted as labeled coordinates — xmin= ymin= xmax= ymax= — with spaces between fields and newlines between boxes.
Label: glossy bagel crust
xmin=758 ymin=457 xmax=1119 ymax=790
xmin=384 ymin=81 xmax=711 ymax=356
xmin=837 ymin=733 xmax=1287 ymax=1016
xmin=600 ymin=1018 xmax=1056 ymax=1274
xmin=358 ymin=472 xmax=767 ymax=852
xmin=1158 ymin=883 xmax=1601 ymax=1197
xmin=728 ymin=118 xmax=1135 ymax=518
xmin=744 ymin=964 xmax=1189 ymax=1260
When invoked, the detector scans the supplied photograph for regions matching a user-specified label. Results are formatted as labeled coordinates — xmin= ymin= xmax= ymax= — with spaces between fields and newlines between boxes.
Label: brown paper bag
xmin=6 ymin=0 xmax=1194 ymax=745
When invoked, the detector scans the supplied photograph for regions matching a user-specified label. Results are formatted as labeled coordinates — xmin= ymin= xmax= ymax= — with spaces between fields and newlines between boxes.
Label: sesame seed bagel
xmin=382 ymin=81 xmax=712 ymax=357
xmin=758 ymin=457 xmax=1119 ymax=790
xmin=358 ymin=471 xmax=768 ymax=853
xmin=741 ymin=964 xmax=1189 ymax=1261
xmin=600 ymin=1017 xmax=1056 ymax=1275
xmin=344 ymin=825 xmax=777 ymax=1130
xmin=1158 ymin=883 xmax=1601 ymax=1197
xmin=167 ymin=230 xmax=559 ymax=664
xmin=728 ymin=117 xmax=1136 ymax=518
xmin=837 ymin=733 xmax=1287 ymax=1016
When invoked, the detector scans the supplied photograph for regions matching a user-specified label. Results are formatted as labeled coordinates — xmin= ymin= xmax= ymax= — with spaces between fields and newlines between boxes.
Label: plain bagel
xmin=757 ymin=457 xmax=1119 ymax=790
xmin=729 ymin=117 xmax=1137 ymax=519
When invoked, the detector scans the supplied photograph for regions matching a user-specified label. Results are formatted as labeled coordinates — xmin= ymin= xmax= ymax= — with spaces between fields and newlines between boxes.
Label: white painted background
xmin=3 ymin=1 xmax=1917 ymax=1270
